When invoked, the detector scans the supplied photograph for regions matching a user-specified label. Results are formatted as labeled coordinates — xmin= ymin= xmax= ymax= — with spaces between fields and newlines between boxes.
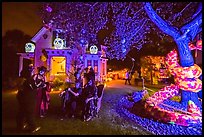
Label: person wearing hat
xmin=31 ymin=66 xmax=47 ymax=118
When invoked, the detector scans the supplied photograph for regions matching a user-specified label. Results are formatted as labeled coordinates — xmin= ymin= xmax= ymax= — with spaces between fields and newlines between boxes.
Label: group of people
xmin=16 ymin=65 xmax=50 ymax=133
xmin=59 ymin=67 xmax=99 ymax=122
xmin=16 ymin=65 xmax=104 ymax=133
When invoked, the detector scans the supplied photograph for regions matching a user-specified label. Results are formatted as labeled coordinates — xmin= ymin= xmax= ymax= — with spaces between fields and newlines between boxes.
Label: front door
xmin=51 ymin=56 xmax=66 ymax=76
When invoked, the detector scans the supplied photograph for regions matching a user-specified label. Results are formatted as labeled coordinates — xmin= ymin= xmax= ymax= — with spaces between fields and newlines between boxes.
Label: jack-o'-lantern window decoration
xmin=53 ymin=38 xmax=64 ymax=49
xmin=90 ymin=45 xmax=98 ymax=54
xmin=25 ymin=43 xmax=35 ymax=52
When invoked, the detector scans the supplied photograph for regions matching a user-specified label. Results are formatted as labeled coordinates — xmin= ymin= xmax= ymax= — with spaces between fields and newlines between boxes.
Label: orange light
xmin=196 ymin=40 xmax=202 ymax=47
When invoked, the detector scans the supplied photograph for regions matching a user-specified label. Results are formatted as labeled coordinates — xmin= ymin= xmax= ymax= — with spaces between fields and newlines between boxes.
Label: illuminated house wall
xmin=31 ymin=27 xmax=53 ymax=73
xmin=17 ymin=27 xmax=108 ymax=82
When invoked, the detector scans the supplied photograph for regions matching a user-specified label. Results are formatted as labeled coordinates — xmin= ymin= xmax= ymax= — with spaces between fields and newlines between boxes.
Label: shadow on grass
xmin=128 ymin=100 xmax=153 ymax=119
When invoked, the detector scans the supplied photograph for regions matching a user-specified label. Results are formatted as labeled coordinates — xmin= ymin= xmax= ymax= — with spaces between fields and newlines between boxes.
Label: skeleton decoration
xmin=25 ymin=42 xmax=35 ymax=52
xmin=53 ymin=38 xmax=64 ymax=49
xmin=89 ymin=45 xmax=98 ymax=54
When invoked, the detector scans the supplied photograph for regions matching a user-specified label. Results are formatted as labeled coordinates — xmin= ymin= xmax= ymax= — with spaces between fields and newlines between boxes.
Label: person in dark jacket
xmin=82 ymin=67 xmax=98 ymax=121
xmin=71 ymin=68 xmax=83 ymax=118
xmin=16 ymin=65 xmax=41 ymax=133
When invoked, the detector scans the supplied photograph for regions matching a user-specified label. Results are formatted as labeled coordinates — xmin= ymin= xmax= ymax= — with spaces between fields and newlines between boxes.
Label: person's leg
xmin=83 ymin=97 xmax=91 ymax=121
xmin=25 ymin=108 xmax=36 ymax=130
xmin=35 ymin=89 xmax=42 ymax=117
xmin=75 ymin=97 xmax=81 ymax=118
xmin=97 ymin=97 xmax=102 ymax=114
xmin=80 ymin=97 xmax=86 ymax=120
xmin=16 ymin=103 xmax=26 ymax=131
xmin=71 ymin=100 xmax=77 ymax=117
xmin=128 ymin=79 xmax=131 ymax=85
xmin=45 ymin=92 xmax=50 ymax=113
xmin=25 ymin=101 xmax=40 ymax=133
xmin=40 ymin=101 xmax=45 ymax=117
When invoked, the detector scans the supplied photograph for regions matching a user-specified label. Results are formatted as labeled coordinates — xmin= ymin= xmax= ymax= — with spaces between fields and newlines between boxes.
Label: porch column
xmin=19 ymin=56 xmax=23 ymax=77
xmin=46 ymin=56 xmax=51 ymax=81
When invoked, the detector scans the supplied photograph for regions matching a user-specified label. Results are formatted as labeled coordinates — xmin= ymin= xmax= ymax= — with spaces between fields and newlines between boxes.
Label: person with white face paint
xmin=31 ymin=66 xmax=47 ymax=118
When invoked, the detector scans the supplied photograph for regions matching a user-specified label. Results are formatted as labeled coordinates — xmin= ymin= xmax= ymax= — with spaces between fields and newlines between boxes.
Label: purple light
xmin=40 ymin=2 xmax=201 ymax=60
xmin=46 ymin=5 xmax=52 ymax=13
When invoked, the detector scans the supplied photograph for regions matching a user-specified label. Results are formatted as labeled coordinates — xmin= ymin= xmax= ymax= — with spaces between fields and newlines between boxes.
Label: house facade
xmin=17 ymin=26 xmax=108 ymax=83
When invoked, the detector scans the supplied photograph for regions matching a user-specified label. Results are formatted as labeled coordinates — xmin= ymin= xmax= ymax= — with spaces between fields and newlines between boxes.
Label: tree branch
xmin=180 ymin=11 xmax=202 ymax=41
xmin=171 ymin=2 xmax=192 ymax=22
xmin=192 ymin=2 xmax=202 ymax=19
xmin=144 ymin=2 xmax=180 ymax=39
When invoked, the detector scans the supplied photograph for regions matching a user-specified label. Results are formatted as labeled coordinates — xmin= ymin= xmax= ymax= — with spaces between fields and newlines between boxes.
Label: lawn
xmin=2 ymin=86 xmax=152 ymax=135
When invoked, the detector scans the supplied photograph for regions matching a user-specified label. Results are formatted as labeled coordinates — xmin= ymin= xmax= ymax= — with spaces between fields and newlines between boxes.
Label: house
xmin=17 ymin=26 xmax=108 ymax=83
xmin=140 ymin=55 xmax=171 ymax=84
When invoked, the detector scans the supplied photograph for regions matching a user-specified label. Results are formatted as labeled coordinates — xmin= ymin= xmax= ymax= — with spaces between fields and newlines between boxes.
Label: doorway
xmin=51 ymin=56 xmax=66 ymax=75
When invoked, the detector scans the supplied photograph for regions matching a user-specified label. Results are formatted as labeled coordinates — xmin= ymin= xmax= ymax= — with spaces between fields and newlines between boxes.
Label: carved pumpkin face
xmin=53 ymin=38 xmax=64 ymax=49
xmin=90 ymin=45 xmax=98 ymax=54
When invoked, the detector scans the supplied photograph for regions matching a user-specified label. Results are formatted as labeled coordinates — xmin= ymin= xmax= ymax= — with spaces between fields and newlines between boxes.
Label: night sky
xmin=2 ymin=2 xmax=43 ymax=37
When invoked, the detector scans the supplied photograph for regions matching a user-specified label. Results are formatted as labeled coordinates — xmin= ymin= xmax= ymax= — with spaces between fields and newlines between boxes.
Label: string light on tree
xmin=39 ymin=2 xmax=201 ymax=60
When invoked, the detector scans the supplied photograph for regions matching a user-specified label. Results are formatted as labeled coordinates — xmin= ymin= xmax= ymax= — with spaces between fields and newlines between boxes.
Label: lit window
xmin=87 ymin=60 xmax=92 ymax=68
xmin=94 ymin=60 xmax=98 ymax=73
xmin=102 ymin=63 xmax=105 ymax=75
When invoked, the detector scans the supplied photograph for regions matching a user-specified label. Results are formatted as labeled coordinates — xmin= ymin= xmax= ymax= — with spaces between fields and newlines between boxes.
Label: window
xmin=94 ymin=60 xmax=98 ymax=73
xmin=87 ymin=60 xmax=92 ymax=68
xmin=102 ymin=63 xmax=105 ymax=75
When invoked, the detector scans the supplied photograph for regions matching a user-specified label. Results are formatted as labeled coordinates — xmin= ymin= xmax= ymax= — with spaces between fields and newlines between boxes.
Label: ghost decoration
xmin=53 ymin=38 xmax=64 ymax=49
xmin=90 ymin=45 xmax=98 ymax=54
xmin=25 ymin=43 xmax=35 ymax=52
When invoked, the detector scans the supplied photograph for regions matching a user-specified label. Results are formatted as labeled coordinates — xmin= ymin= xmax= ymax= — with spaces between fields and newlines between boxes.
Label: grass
xmin=2 ymin=84 xmax=153 ymax=135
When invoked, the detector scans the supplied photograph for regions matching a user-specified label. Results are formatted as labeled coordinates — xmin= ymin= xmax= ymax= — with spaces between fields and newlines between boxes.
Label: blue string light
xmin=39 ymin=2 xmax=201 ymax=60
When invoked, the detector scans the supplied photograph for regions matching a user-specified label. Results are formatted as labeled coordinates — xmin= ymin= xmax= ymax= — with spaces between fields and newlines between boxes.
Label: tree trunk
xmin=175 ymin=39 xmax=200 ymax=108
xmin=144 ymin=2 xmax=201 ymax=109
xmin=174 ymin=38 xmax=194 ymax=67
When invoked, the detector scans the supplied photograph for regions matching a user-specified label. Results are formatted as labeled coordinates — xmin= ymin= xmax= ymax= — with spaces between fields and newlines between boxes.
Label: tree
xmin=144 ymin=2 xmax=202 ymax=108
xmin=2 ymin=30 xmax=32 ymax=88
xmin=39 ymin=2 xmax=202 ymax=108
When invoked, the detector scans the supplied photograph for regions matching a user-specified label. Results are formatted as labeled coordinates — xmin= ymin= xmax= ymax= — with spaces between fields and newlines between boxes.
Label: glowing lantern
xmin=25 ymin=43 xmax=35 ymax=52
xmin=40 ymin=55 xmax=47 ymax=62
xmin=90 ymin=45 xmax=98 ymax=54
xmin=53 ymin=38 xmax=64 ymax=49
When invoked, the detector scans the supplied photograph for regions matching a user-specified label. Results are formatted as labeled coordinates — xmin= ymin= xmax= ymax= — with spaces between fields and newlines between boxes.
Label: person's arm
xmin=33 ymin=75 xmax=46 ymax=88
xmin=68 ymin=88 xmax=79 ymax=96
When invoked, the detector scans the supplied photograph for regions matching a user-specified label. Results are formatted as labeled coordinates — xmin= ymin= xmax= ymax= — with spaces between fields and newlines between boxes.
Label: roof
xmin=31 ymin=27 xmax=49 ymax=43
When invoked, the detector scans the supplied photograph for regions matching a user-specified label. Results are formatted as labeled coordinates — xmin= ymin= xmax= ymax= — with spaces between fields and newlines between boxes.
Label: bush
xmin=51 ymin=77 xmax=75 ymax=91
xmin=3 ymin=77 xmax=24 ymax=90
xmin=52 ymin=77 xmax=64 ymax=90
